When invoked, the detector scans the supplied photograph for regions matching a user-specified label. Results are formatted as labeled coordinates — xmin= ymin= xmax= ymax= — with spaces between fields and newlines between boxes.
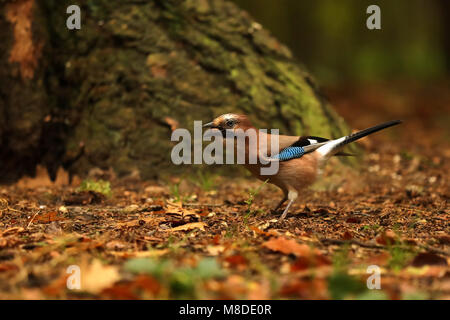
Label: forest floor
xmin=0 ymin=81 xmax=448 ymax=299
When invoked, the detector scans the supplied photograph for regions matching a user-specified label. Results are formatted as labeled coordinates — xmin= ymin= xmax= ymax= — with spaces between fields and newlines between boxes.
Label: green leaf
xmin=195 ymin=258 xmax=224 ymax=279
xmin=327 ymin=273 xmax=366 ymax=300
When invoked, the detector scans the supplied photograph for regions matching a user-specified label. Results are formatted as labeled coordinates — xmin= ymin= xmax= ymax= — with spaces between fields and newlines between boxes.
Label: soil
xmin=0 ymin=81 xmax=448 ymax=299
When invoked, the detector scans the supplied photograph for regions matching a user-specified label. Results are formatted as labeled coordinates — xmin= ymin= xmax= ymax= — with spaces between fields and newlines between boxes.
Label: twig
xmin=418 ymin=245 xmax=450 ymax=257
xmin=26 ymin=210 xmax=40 ymax=229
xmin=320 ymin=238 xmax=384 ymax=249
xmin=182 ymin=203 xmax=222 ymax=207
xmin=320 ymin=238 xmax=450 ymax=256
xmin=0 ymin=198 xmax=21 ymax=214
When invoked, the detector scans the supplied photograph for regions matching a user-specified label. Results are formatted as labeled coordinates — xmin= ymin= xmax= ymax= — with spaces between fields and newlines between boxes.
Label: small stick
xmin=26 ymin=210 xmax=41 ymax=229
xmin=320 ymin=238 xmax=384 ymax=249
xmin=320 ymin=238 xmax=450 ymax=256
xmin=0 ymin=198 xmax=21 ymax=213
xmin=182 ymin=203 xmax=222 ymax=207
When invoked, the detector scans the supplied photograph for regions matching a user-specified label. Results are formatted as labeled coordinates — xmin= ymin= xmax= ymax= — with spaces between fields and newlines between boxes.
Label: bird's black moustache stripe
xmin=210 ymin=125 xmax=226 ymax=137
xmin=219 ymin=127 xmax=227 ymax=138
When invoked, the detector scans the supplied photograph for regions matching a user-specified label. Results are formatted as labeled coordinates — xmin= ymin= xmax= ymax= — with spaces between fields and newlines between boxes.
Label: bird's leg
xmin=279 ymin=200 xmax=293 ymax=221
xmin=273 ymin=196 xmax=287 ymax=212
xmin=279 ymin=190 xmax=298 ymax=221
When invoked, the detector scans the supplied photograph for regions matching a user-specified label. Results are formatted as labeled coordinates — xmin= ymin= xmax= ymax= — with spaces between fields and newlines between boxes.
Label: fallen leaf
xmin=106 ymin=240 xmax=127 ymax=250
xmin=122 ymin=204 xmax=140 ymax=214
xmin=144 ymin=185 xmax=168 ymax=195
xmin=262 ymin=237 xmax=311 ymax=257
xmin=280 ymin=278 xmax=328 ymax=299
xmin=81 ymin=260 xmax=120 ymax=294
xmin=375 ymin=229 xmax=397 ymax=245
xmin=436 ymin=235 xmax=450 ymax=245
xmin=64 ymin=191 xmax=105 ymax=205
xmin=247 ymin=280 xmax=270 ymax=300
xmin=224 ymin=254 xmax=247 ymax=268
xmin=346 ymin=217 xmax=361 ymax=224
xmin=102 ymin=274 xmax=161 ymax=299
xmin=165 ymin=202 xmax=200 ymax=218
xmin=42 ymin=274 xmax=69 ymax=297
xmin=342 ymin=231 xmax=353 ymax=240
xmin=109 ymin=249 xmax=168 ymax=258
xmin=1 ymin=227 xmax=25 ymax=237
xmin=249 ymin=225 xmax=270 ymax=236
xmin=410 ymin=252 xmax=448 ymax=267
xmin=166 ymin=222 xmax=206 ymax=232
xmin=133 ymin=275 xmax=161 ymax=294
xmin=0 ymin=262 xmax=19 ymax=273
xmin=141 ymin=236 xmax=163 ymax=242
xmin=101 ymin=283 xmax=138 ymax=300
xmin=206 ymin=245 xmax=225 ymax=256
xmin=35 ymin=211 xmax=65 ymax=223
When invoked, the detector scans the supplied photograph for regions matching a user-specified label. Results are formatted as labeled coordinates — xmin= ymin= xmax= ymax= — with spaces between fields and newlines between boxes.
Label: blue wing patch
xmin=273 ymin=146 xmax=305 ymax=161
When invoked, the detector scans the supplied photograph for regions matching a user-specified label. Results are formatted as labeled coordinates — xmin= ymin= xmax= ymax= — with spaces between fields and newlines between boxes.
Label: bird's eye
xmin=226 ymin=119 xmax=235 ymax=127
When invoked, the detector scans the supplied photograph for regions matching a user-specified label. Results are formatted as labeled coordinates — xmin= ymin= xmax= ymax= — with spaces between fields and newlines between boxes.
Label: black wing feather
xmin=290 ymin=136 xmax=329 ymax=147
xmin=288 ymin=136 xmax=354 ymax=157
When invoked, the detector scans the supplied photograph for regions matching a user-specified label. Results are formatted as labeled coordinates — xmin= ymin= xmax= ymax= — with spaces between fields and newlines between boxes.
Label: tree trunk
xmin=0 ymin=0 xmax=351 ymax=183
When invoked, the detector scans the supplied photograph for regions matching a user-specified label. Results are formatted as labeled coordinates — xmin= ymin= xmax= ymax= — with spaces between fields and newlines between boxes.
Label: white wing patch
xmin=316 ymin=136 xmax=346 ymax=158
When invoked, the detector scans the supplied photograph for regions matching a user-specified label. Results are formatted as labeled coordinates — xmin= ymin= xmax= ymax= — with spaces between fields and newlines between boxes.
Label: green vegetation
xmin=191 ymin=170 xmax=216 ymax=192
xmin=124 ymin=257 xmax=225 ymax=299
xmin=78 ymin=179 xmax=112 ymax=197
xmin=328 ymin=245 xmax=388 ymax=300
xmin=244 ymin=179 xmax=268 ymax=218
xmin=387 ymin=243 xmax=416 ymax=271
xmin=168 ymin=181 xmax=181 ymax=202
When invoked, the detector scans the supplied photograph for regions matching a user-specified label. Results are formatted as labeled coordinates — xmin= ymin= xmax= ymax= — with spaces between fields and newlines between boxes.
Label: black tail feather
xmin=341 ymin=120 xmax=402 ymax=147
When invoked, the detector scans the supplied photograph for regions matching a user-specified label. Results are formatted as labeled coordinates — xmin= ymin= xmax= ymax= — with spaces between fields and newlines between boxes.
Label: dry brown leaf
xmin=42 ymin=274 xmax=69 ymax=297
xmin=375 ymin=229 xmax=397 ymax=245
xmin=249 ymin=225 xmax=269 ymax=236
xmin=166 ymin=222 xmax=206 ymax=232
xmin=109 ymin=249 xmax=168 ymax=258
xmin=410 ymin=252 xmax=448 ymax=267
xmin=106 ymin=240 xmax=127 ymax=250
xmin=64 ymin=190 xmax=105 ymax=205
xmin=166 ymin=201 xmax=199 ymax=218
xmin=206 ymin=245 xmax=225 ymax=256
xmin=1 ymin=227 xmax=25 ymax=237
xmin=262 ymin=237 xmax=312 ymax=257
xmin=0 ymin=262 xmax=19 ymax=273
xmin=144 ymin=185 xmax=168 ymax=195
xmin=116 ymin=216 xmax=159 ymax=228
xmin=141 ymin=236 xmax=163 ymax=242
xmin=81 ymin=260 xmax=120 ymax=294
xmin=103 ymin=275 xmax=161 ymax=299
xmin=35 ymin=211 xmax=65 ymax=223
xmin=224 ymin=254 xmax=248 ymax=268
xmin=247 ymin=280 xmax=271 ymax=300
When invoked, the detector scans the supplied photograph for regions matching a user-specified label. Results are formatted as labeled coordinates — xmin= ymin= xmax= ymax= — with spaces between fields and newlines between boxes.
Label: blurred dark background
xmin=233 ymin=0 xmax=449 ymax=85
xmin=233 ymin=0 xmax=450 ymax=151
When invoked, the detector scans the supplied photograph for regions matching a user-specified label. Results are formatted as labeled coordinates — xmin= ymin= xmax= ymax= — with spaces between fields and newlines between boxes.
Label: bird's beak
xmin=203 ymin=121 xmax=214 ymax=128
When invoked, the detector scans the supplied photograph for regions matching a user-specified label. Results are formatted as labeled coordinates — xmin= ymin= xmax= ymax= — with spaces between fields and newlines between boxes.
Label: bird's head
xmin=203 ymin=113 xmax=253 ymax=135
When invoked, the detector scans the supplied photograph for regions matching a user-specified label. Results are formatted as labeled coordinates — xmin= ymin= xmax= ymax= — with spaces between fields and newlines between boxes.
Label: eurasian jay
xmin=203 ymin=114 xmax=401 ymax=221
